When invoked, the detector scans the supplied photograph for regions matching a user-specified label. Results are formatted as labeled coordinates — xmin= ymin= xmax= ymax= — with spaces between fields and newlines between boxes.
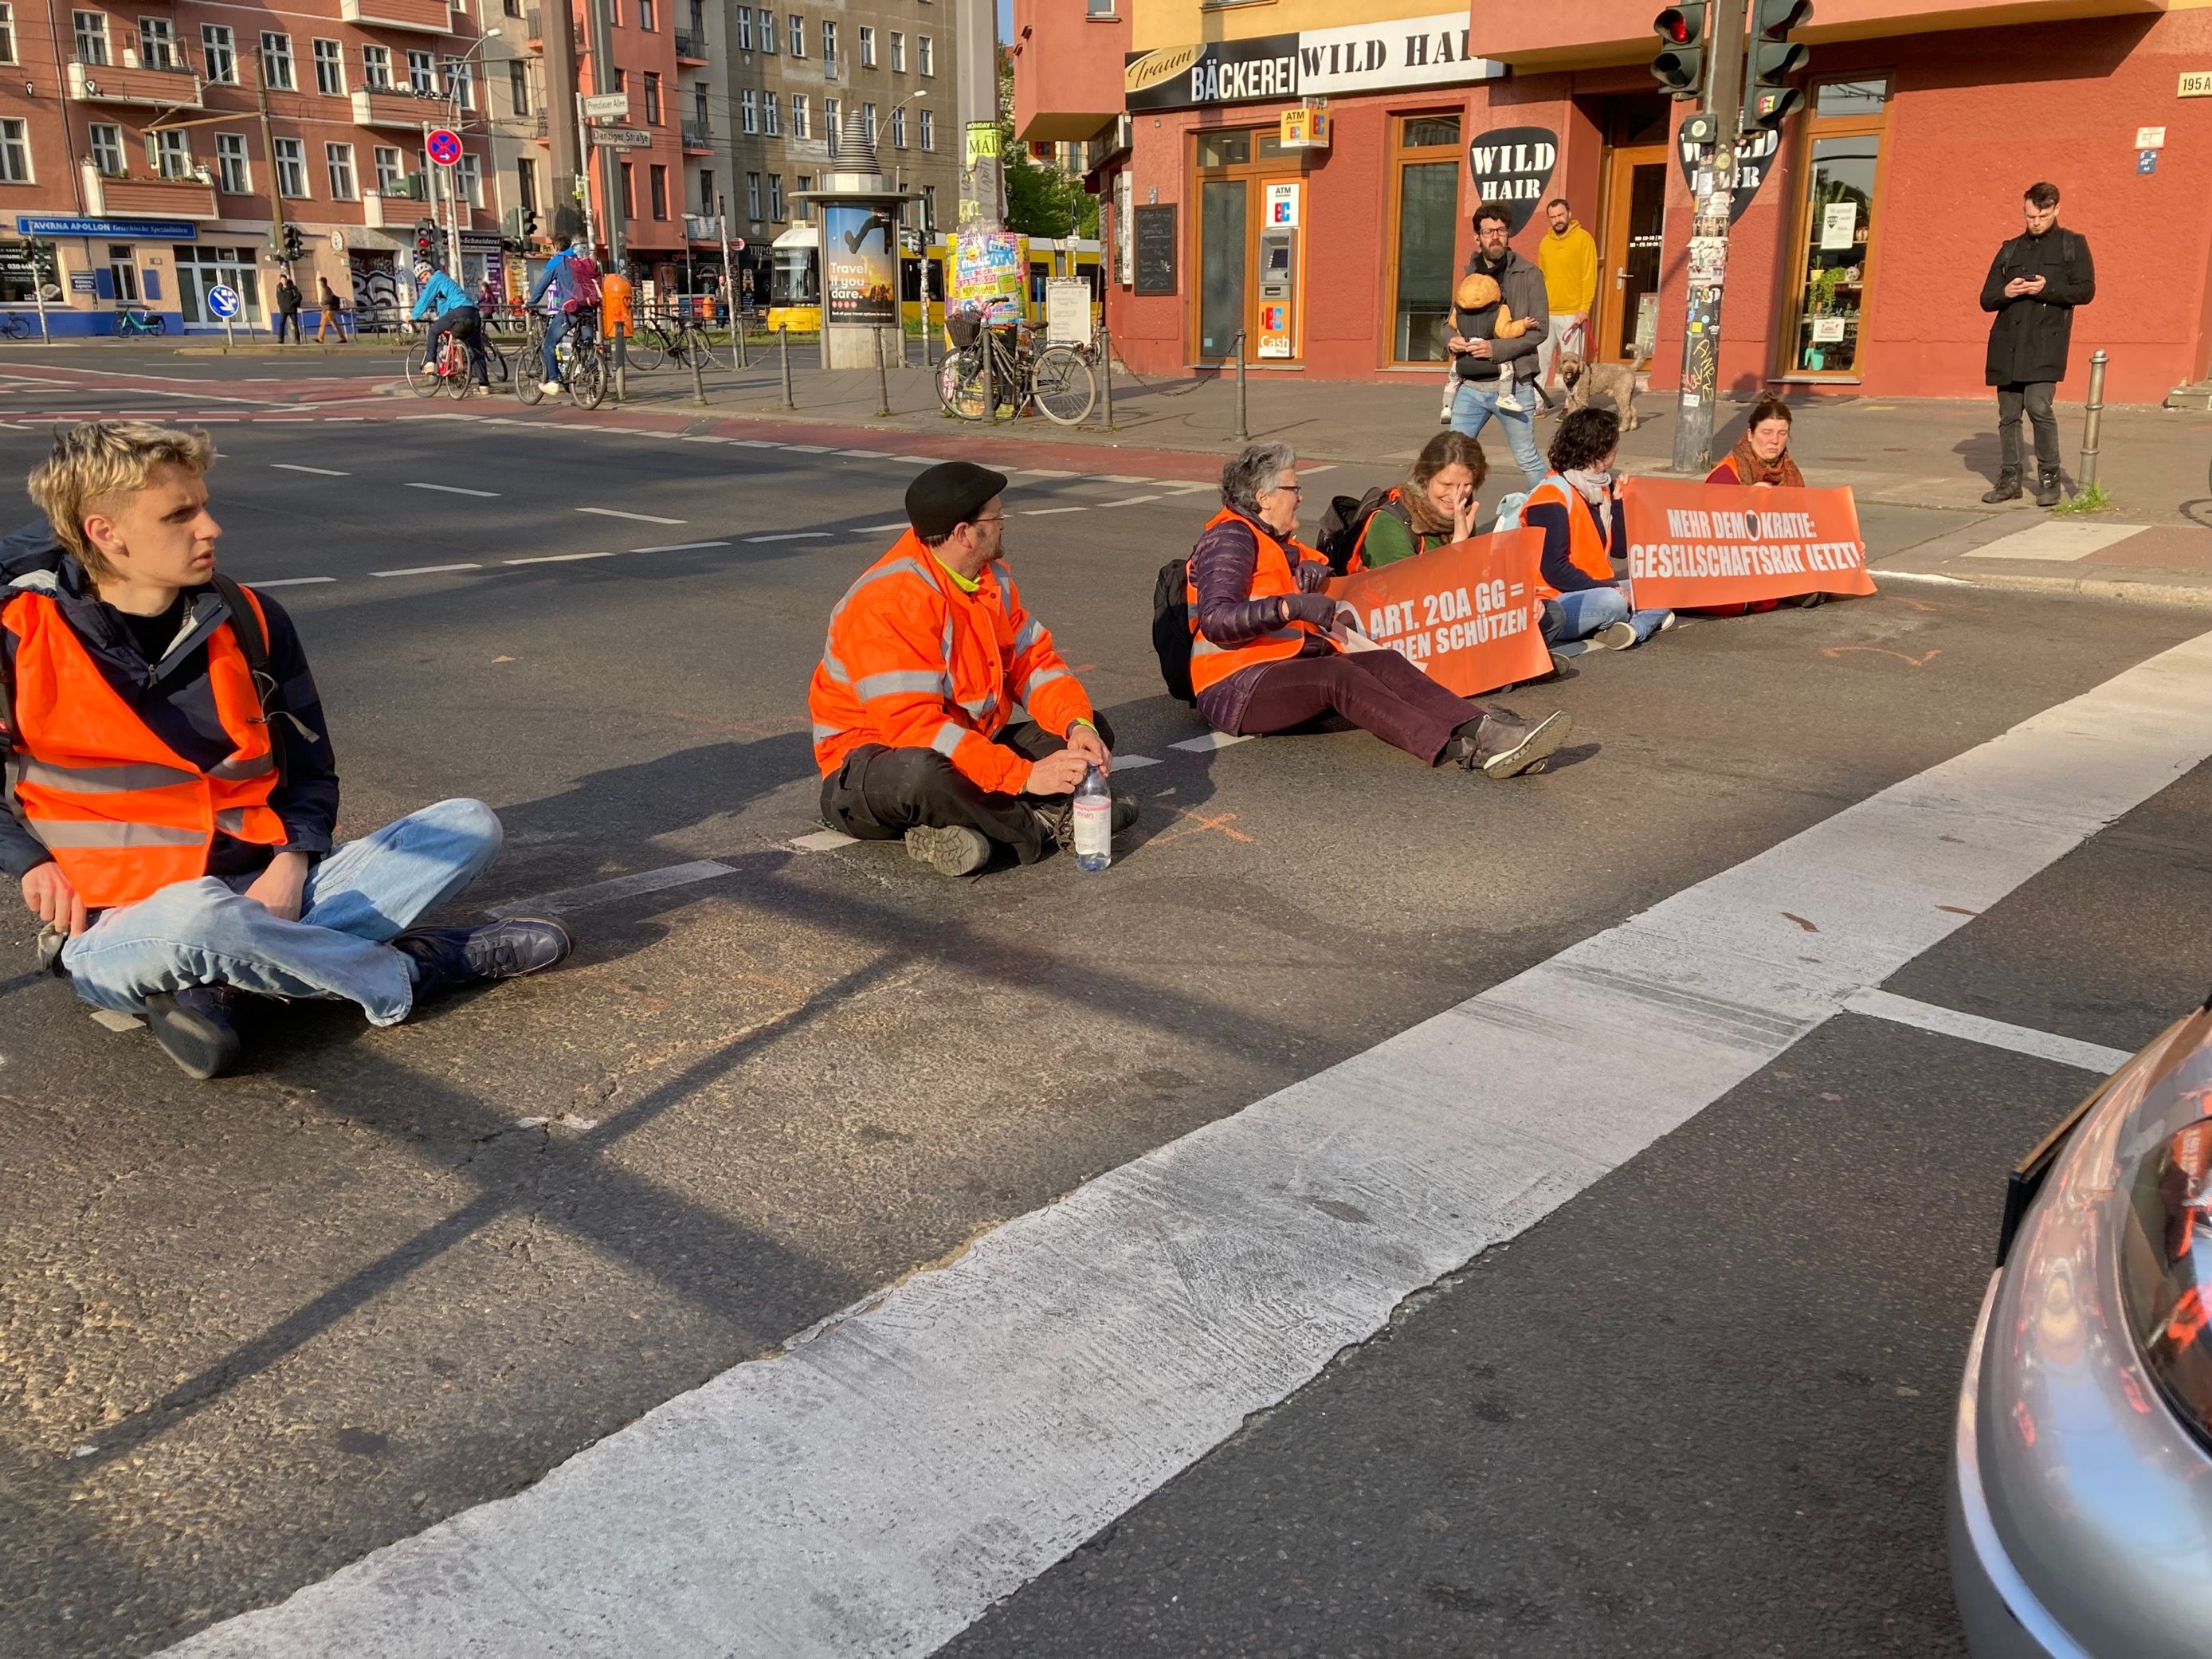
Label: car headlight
xmin=2120 ymin=1112 xmax=2212 ymax=1452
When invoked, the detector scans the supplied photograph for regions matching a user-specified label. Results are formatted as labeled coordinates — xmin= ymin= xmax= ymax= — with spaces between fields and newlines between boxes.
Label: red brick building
xmin=1017 ymin=0 xmax=2212 ymax=406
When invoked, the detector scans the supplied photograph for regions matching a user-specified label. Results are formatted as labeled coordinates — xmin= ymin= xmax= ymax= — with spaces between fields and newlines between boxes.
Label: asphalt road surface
xmin=2 ymin=359 xmax=2206 ymax=1659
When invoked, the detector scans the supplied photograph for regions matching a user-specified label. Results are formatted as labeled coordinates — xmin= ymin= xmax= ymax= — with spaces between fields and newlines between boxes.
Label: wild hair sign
xmin=1124 ymin=13 xmax=1500 ymax=112
xmin=1466 ymin=127 xmax=1558 ymax=233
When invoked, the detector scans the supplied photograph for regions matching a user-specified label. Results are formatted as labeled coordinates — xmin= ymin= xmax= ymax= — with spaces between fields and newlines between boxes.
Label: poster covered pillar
xmin=794 ymin=173 xmax=914 ymax=370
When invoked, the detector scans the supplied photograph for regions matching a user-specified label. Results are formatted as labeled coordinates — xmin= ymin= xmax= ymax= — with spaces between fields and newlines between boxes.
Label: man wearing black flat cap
xmin=807 ymin=461 xmax=1137 ymax=876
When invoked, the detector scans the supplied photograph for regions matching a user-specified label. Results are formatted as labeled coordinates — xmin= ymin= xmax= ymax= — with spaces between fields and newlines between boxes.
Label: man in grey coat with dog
xmin=1979 ymin=180 xmax=2095 ymax=508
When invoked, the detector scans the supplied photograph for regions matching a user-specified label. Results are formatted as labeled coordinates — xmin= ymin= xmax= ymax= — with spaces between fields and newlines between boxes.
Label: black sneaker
xmin=904 ymin=824 xmax=991 ymax=877
xmin=143 ymin=984 xmax=243 ymax=1080
xmin=1457 ymin=709 xmax=1573 ymax=779
xmin=1031 ymin=794 xmax=1140 ymax=850
xmin=394 ymin=916 xmax=573 ymax=1010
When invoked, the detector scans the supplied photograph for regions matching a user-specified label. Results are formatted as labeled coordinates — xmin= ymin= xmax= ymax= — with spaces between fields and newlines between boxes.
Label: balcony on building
xmin=1472 ymin=0 xmax=2162 ymax=65
xmin=81 ymin=163 xmax=218 ymax=219
xmin=682 ymin=122 xmax=713 ymax=153
xmin=673 ymin=29 xmax=708 ymax=63
xmin=684 ymin=213 xmax=720 ymax=242
xmin=339 ymin=0 xmax=460 ymax=35
xmin=66 ymin=56 xmax=205 ymax=110
xmin=351 ymin=85 xmax=448 ymax=128
xmin=1010 ymin=0 xmax=1124 ymax=145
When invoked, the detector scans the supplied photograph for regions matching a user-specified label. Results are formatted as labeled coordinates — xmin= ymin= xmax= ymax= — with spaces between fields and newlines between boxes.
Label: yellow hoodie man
xmin=1534 ymin=198 xmax=1599 ymax=409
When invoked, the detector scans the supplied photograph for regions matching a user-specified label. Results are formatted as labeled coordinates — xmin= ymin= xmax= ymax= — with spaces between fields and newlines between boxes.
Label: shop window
xmin=0 ymin=237 xmax=52 ymax=301
xmin=1389 ymin=113 xmax=1461 ymax=363
xmin=1779 ymin=75 xmax=1890 ymax=379
xmin=177 ymin=245 xmax=262 ymax=325
xmin=1194 ymin=131 xmax=1248 ymax=168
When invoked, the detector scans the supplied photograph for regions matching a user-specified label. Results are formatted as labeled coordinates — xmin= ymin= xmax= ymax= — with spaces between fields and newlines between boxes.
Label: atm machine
xmin=1256 ymin=223 xmax=1296 ymax=359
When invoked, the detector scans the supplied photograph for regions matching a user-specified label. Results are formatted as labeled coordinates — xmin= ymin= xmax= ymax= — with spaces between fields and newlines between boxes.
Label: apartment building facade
xmin=0 ymin=0 xmax=502 ymax=331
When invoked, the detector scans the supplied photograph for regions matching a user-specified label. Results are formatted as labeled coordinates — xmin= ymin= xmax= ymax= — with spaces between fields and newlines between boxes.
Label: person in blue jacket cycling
xmin=526 ymin=238 xmax=602 ymax=393
xmin=410 ymin=261 xmax=488 ymax=392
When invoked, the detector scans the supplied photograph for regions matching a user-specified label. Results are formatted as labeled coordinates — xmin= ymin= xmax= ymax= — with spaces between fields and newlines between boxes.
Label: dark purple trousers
xmin=1229 ymin=650 xmax=1483 ymax=765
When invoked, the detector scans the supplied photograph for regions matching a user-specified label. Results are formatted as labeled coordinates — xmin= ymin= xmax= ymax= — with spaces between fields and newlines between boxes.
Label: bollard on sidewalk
xmin=690 ymin=331 xmax=708 ymax=406
xmin=875 ymin=327 xmax=892 ymax=418
xmin=982 ymin=327 xmax=997 ymax=424
xmin=779 ymin=325 xmax=795 ymax=410
xmin=1099 ymin=325 xmax=1115 ymax=431
xmin=2079 ymin=347 xmax=2108 ymax=492
xmin=1233 ymin=331 xmax=1249 ymax=442
xmin=613 ymin=323 xmax=629 ymax=403
xmin=735 ymin=313 xmax=748 ymax=371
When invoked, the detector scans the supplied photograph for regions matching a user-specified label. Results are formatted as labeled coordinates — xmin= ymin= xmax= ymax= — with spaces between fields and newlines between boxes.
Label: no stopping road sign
xmin=426 ymin=128 xmax=462 ymax=167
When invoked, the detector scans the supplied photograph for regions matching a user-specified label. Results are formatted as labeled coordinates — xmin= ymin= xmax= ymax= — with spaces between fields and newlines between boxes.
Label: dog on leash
xmin=1557 ymin=354 xmax=1651 ymax=429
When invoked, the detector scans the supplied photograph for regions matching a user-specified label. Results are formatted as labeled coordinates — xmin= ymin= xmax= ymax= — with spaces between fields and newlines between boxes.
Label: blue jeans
xmin=540 ymin=311 xmax=569 ymax=382
xmin=60 ymin=798 xmax=504 ymax=1028
xmin=1450 ymin=378 xmax=1547 ymax=489
xmin=1539 ymin=586 xmax=1672 ymax=645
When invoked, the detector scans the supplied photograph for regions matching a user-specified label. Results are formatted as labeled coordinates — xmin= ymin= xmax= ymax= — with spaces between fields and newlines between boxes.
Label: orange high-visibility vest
xmin=1185 ymin=509 xmax=1324 ymax=697
xmin=2 ymin=585 xmax=285 ymax=909
xmin=1522 ymin=474 xmax=1618 ymax=601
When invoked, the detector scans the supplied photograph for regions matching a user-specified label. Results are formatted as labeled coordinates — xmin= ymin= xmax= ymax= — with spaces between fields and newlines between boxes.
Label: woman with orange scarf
xmin=1700 ymin=394 xmax=1823 ymax=613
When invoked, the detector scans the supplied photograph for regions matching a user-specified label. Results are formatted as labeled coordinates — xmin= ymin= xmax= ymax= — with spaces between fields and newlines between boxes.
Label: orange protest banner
xmin=1621 ymin=477 xmax=1876 ymax=610
xmin=1325 ymin=528 xmax=1554 ymax=698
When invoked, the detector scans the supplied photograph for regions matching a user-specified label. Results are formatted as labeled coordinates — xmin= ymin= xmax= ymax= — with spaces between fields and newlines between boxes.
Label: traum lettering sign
xmin=1465 ymin=127 xmax=1557 ymax=233
xmin=1124 ymin=13 xmax=1500 ymax=112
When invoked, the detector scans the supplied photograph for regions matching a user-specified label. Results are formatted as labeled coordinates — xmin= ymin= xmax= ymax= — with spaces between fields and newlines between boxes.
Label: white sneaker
xmin=539 ymin=379 xmax=562 ymax=394
xmin=1592 ymin=620 xmax=1638 ymax=651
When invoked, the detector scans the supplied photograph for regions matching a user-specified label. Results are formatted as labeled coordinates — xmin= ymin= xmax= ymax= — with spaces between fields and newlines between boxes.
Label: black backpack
xmin=1316 ymin=486 xmax=1398 ymax=574
xmin=1151 ymin=556 xmax=1196 ymax=705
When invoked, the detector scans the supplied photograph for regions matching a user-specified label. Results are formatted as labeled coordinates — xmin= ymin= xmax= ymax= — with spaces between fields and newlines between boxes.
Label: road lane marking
xmin=1963 ymin=521 xmax=2146 ymax=563
xmin=856 ymin=522 xmax=908 ymax=533
xmin=1169 ymin=731 xmax=1254 ymax=752
xmin=747 ymin=531 xmax=830 ymax=543
xmin=1841 ymin=988 xmax=2133 ymax=1074
xmin=271 ymin=463 xmax=350 ymax=477
xmin=372 ymin=563 xmax=482 ymax=578
xmin=158 ymin=626 xmax=2212 ymax=1659
xmin=505 ymin=551 xmax=618 ymax=565
xmin=576 ymin=507 xmax=688 ymax=524
xmin=1099 ymin=495 xmax=1161 ymax=508
xmin=632 ymin=540 xmax=733 ymax=553
xmin=790 ymin=830 xmax=861 ymax=852
xmin=1022 ymin=506 xmax=1087 ymax=516
xmin=837 ymin=449 xmax=886 ymax=457
xmin=250 ymin=577 xmax=337 ymax=587
xmin=405 ymin=482 xmax=500 ymax=496
xmin=1111 ymin=755 xmax=1161 ymax=770
xmin=485 ymin=859 xmax=735 ymax=918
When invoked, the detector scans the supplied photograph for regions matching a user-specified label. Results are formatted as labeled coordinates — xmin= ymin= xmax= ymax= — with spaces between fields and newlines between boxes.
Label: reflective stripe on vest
xmin=1185 ymin=509 xmax=1317 ymax=696
xmin=4 ymin=586 xmax=286 ymax=910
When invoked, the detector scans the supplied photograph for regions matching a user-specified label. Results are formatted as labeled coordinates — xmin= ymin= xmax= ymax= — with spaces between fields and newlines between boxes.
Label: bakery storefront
xmin=1102 ymin=15 xmax=1506 ymax=378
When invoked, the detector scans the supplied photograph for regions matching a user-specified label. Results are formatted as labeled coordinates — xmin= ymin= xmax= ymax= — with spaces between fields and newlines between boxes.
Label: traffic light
xmin=1650 ymin=4 xmax=1705 ymax=99
xmin=522 ymin=206 xmax=538 ymax=242
xmin=1747 ymin=0 xmax=1813 ymax=127
xmin=280 ymin=222 xmax=304 ymax=263
xmin=414 ymin=219 xmax=435 ymax=265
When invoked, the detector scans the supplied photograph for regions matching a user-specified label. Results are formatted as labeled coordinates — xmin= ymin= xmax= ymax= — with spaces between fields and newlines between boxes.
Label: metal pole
xmin=718 ymin=200 xmax=740 ymax=369
xmin=982 ymin=324 xmax=995 ymax=422
xmin=1233 ymin=329 xmax=1248 ymax=441
xmin=33 ymin=271 xmax=48 ymax=343
xmin=2079 ymin=347 xmax=2107 ymax=492
xmin=875 ymin=326 xmax=892 ymax=416
xmin=1670 ymin=0 xmax=1749 ymax=475
xmin=586 ymin=0 xmax=625 ymax=268
xmin=614 ymin=319 xmax=628 ymax=401
xmin=689 ymin=325 xmax=708 ymax=405
xmin=573 ymin=93 xmax=598 ymax=250
xmin=1099 ymin=324 xmax=1113 ymax=430
xmin=779 ymin=323 xmax=794 ymax=408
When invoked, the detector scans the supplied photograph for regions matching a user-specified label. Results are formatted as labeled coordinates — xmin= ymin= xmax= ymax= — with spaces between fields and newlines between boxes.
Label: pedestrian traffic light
xmin=1747 ymin=0 xmax=1814 ymax=127
xmin=1650 ymin=4 xmax=1705 ymax=98
xmin=279 ymin=222 xmax=304 ymax=263
xmin=521 ymin=206 xmax=539 ymax=241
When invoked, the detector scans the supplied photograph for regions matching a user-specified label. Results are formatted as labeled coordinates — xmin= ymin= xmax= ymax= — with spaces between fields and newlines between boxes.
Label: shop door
xmin=1597 ymin=145 xmax=1669 ymax=363
xmin=1198 ymin=178 xmax=1247 ymax=361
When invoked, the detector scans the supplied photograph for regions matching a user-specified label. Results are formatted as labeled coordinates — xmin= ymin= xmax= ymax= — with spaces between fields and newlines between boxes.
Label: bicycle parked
xmin=0 ymin=312 xmax=33 ymax=340
xmin=116 ymin=307 xmax=165 ymax=338
xmin=937 ymin=310 xmax=1095 ymax=427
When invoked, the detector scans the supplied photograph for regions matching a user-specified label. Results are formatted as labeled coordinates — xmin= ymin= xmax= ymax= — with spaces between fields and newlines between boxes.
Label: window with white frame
xmin=216 ymin=131 xmax=249 ymax=193
xmin=821 ymin=18 xmax=835 ymax=66
xmin=735 ymin=5 xmax=749 ymax=49
xmin=791 ymin=92 xmax=809 ymax=138
xmin=139 ymin=17 xmax=176 ymax=69
xmin=857 ymin=25 xmax=873 ymax=65
xmin=457 ymin=153 xmax=482 ymax=206
xmin=740 ymin=88 xmax=756 ymax=133
xmin=918 ymin=35 xmax=932 ymax=76
xmin=889 ymin=104 xmax=904 ymax=148
xmin=918 ymin=108 xmax=933 ymax=151
xmin=259 ymin=31 xmax=293 ymax=89
xmin=201 ymin=23 xmax=234 ymax=81
xmin=763 ymin=90 xmax=779 ymax=135
xmin=746 ymin=171 xmax=759 ymax=221
xmin=758 ymin=10 xmax=773 ymax=53
xmin=406 ymin=49 xmax=434 ymax=95
xmin=922 ymin=183 xmax=935 ymax=229
xmin=824 ymin=96 xmax=838 ymax=151
xmin=0 ymin=6 xmax=17 ymax=66
xmin=88 ymin=122 xmax=124 ymax=176
xmin=373 ymin=144 xmax=402 ymax=193
xmin=73 ymin=10 xmax=108 ymax=65
xmin=794 ymin=172 xmax=810 ymax=219
xmin=273 ymin=136 xmax=307 ymax=197
xmin=788 ymin=13 xmax=802 ymax=55
xmin=363 ymin=45 xmax=390 ymax=88
xmin=447 ymin=57 xmax=473 ymax=108
xmin=888 ymin=30 xmax=903 ymax=71
xmin=312 ymin=38 xmax=343 ymax=94
xmin=0 ymin=119 xmax=29 ymax=183
xmin=861 ymin=100 xmax=875 ymax=143
xmin=325 ymin=141 xmax=355 ymax=198
xmin=768 ymin=174 xmax=782 ymax=219
xmin=151 ymin=127 xmax=190 ymax=178
xmin=508 ymin=59 xmax=529 ymax=116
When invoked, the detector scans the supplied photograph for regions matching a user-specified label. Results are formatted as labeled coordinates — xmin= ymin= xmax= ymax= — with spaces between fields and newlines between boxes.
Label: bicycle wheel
xmin=936 ymin=347 xmax=975 ymax=416
xmin=1031 ymin=345 xmax=1096 ymax=427
xmin=516 ymin=326 xmax=547 ymax=402
xmin=405 ymin=348 xmax=441 ymax=398
xmin=569 ymin=346 xmax=608 ymax=410
xmin=443 ymin=342 xmax=471 ymax=400
xmin=944 ymin=347 xmax=994 ymax=422
xmin=624 ymin=323 xmax=668 ymax=372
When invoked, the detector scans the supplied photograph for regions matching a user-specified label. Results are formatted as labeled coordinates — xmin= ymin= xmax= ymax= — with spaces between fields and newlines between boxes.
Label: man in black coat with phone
xmin=1979 ymin=181 xmax=2095 ymax=508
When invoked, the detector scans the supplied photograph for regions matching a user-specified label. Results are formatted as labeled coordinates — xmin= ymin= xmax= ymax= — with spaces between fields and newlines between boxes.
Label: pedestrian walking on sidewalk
xmin=273 ymin=273 xmax=303 ymax=345
xmin=1979 ymin=182 xmax=2095 ymax=508
xmin=1534 ymin=198 xmax=1597 ymax=415
xmin=313 ymin=277 xmax=348 ymax=344
xmin=1446 ymin=204 xmax=1550 ymax=491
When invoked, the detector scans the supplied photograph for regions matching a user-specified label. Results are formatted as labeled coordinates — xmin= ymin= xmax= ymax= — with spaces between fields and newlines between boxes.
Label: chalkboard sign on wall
xmin=1134 ymin=205 xmax=1177 ymax=297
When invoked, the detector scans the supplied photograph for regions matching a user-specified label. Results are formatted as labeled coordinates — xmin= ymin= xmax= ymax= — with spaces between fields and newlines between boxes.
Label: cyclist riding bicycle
xmin=411 ymin=261 xmax=489 ymax=394
xmin=527 ymin=237 xmax=602 ymax=394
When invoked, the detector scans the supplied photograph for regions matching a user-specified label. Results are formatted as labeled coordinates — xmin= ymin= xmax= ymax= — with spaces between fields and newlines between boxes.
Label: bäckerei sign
xmin=1124 ymin=13 xmax=1504 ymax=113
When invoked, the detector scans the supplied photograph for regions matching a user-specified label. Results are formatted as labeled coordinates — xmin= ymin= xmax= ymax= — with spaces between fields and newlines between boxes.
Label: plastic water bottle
xmin=1073 ymin=764 xmax=1112 ymax=872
